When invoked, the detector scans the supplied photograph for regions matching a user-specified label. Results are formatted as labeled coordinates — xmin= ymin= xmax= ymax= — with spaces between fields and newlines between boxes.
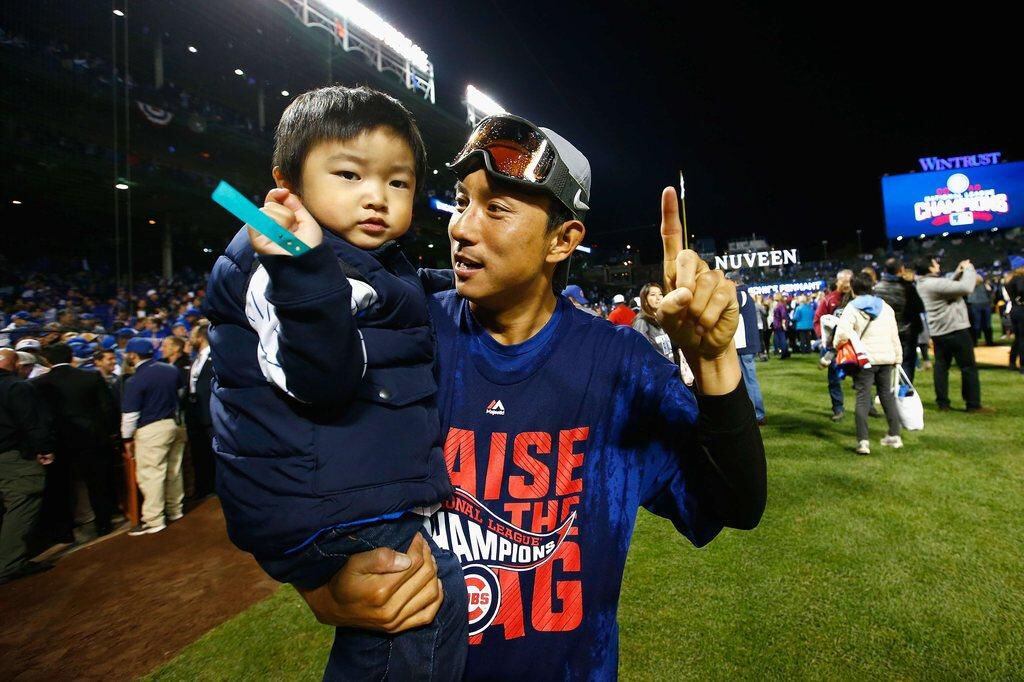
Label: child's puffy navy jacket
xmin=204 ymin=227 xmax=454 ymax=561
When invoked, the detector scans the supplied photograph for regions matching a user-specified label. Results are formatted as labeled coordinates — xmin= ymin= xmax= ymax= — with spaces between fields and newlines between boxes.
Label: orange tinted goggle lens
xmin=455 ymin=117 xmax=555 ymax=183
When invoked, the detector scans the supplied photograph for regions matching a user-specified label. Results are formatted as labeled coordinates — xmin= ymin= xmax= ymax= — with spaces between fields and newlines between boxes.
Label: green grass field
xmin=148 ymin=353 xmax=1024 ymax=681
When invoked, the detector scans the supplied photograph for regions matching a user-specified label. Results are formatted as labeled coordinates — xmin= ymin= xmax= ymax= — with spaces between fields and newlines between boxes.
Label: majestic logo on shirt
xmin=484 ymin=399 xmax=506 ymax=416
xmin=431 ymin=425 xmax=589 ymax=643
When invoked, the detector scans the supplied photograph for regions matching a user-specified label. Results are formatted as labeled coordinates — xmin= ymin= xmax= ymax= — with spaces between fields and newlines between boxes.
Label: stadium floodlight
xmin=11 ymin=199 xmax=22 ymax=205
xmin=277 ymin=0 xmax=435 ymax=102
xmin=465 ymin=85 xmax=505 ymax=125
xmin=188 ymin=45 xmax=198 ymax=53
xmin=896 ymin=235 xmax=903 ymax=241
xmin=318 ymin=0 xmax=429 ymax=72
xmin=112 ymin=9 xmax=124 ymax=17
xmin=281 ymin=90 xmax=290 ymax=96
xmin=430 ymin=198 xmax=457 ymax=215
xmin=234 ymin=68 xmax=244 ymax=76
xmin=942 ymin=231 xmax=950 ymax=237
xmin=115 ymin=183 xmax=129 ymax=190
xmin=575 ymin=244 xmax=592 ymax=254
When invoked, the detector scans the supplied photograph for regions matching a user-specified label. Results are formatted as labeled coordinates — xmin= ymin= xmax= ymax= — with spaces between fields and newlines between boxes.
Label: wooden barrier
xmin=122 ymin=449 xmax=139 ymax=527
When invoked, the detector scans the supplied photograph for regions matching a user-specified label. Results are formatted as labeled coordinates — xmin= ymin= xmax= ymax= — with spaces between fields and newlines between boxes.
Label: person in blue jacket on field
xmin=792 ymin=295 xmax=816 ymax=352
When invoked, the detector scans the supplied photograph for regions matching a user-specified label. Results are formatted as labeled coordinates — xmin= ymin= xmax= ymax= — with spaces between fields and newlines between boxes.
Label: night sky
xmin=373 ymin=0 xmax=1019 ymax=258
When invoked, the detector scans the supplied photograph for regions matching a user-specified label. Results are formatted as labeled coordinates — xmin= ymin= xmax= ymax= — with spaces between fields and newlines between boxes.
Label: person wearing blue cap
xmin=121 ymin=336 xmax=187 ymax=535
xmin=561 ymin=284 xmax=598 ymax=316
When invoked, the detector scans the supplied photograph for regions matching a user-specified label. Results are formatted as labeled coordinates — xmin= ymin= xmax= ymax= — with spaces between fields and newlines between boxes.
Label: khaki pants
xmin=134 ymin=419 xmax=186 ymax=527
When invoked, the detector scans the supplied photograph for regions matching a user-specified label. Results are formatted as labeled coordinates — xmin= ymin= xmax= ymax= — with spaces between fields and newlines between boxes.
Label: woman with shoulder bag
xmin=833 ymin=272 xmax=904 ymax=455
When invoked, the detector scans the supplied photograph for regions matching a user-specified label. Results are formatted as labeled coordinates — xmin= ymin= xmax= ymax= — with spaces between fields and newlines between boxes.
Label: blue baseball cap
xmin=185 ymin=307 xmax=201 ymax=317
xmin=12 ymin=311 xmax=31 ymax=320
xmin=115 ymin=327 xmax=137 ymax=338
xmin=100 ymin=335 xmax=117 ymax=349
xmin=125 ymin=337 xmax=155 ymax=356
xmin=562 ymin=284 xmax=588 ymax=304
xmin=73 ymin=342 xmax=98 ymax=359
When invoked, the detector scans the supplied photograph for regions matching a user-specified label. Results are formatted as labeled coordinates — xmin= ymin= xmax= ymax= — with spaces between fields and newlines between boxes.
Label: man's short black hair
xmin=94 ymin=349 xmax=115 ymax=362
xmin=547 ymin=202 xmax=575 ymax=293
xmin=914 ymin=254 xmax=936 ymax=276
xmin=42 ymin=343 xmax=72 ymax=365
xmin=883 ymin=257 xmax=902 ymax=276
xmin=273 ymin=86 xmax=427 ymax=192
xmin=850 ymin=271 xmax=875 ymax=296
xmin=163 ymin=336 xmax=185 ymax=354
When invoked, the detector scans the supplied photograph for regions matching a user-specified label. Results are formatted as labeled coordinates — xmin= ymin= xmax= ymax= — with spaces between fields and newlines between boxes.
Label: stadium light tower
xmin=465 ymin=85 xmax=505 ymax=126
xmin=277 ymin=0 xmax=436 ymax=102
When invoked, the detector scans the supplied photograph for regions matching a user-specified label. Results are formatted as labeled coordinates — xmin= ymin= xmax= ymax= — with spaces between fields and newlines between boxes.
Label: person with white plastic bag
xmin=893 ymin=365 xmax=924 ymax=431
xmin=833 ymin=272 xmax=904 ymax=455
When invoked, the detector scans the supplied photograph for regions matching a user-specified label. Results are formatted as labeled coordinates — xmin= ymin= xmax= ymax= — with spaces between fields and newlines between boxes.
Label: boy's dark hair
xmin=94 ymin=348 xmax=116 ymax=362
xmin=914 ymin=254 xmax=936 ymax=276
xmin=273 ymin=86 xmax=427 ymax=193
xmin=42 ymin=343 xmax=72 ymax=365
xmin=883 ymin=257 xmax=902 ymax=276
xmin=850 ymin=272 xmax=875 ymax=296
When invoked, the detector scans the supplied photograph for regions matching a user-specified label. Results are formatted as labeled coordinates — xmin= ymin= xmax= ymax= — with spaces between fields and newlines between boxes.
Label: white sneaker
xmin=856 ymin=440 xmax=871 ymax=455
xmin=881 ymin=435 xmax=903 ymax=449
xmin=128 ymin=522 xmax=166 ymax=536
xmin=166 ymin=512 xmax=184 ymax=522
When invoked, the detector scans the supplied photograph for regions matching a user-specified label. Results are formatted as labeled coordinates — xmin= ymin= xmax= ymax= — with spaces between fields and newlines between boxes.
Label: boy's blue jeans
xmin=262 ymin=514 xmax=468 ymax=682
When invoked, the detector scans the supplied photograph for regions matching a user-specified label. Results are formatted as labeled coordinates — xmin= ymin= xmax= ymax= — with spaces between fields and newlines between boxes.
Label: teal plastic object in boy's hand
xmin=211 ymin=181 xmax=312 ymax=255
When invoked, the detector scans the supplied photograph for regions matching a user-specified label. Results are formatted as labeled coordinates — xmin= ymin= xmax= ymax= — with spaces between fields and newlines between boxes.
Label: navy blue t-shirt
xmin=427 ymin=292 xmax=723 ymax=681
xmin=122 ymin=359 xmax=183 ymax=429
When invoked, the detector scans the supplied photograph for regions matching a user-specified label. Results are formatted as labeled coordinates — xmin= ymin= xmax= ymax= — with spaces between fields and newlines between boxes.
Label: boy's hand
xmin=248 ymin=188 xmax=323 ymax=256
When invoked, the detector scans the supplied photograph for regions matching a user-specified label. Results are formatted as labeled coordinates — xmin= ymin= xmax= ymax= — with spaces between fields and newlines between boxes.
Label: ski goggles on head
xmin=447 ymin=114 xmax=591 ymax=220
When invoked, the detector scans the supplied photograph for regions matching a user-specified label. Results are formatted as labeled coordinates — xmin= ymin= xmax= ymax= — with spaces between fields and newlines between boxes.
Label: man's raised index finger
xmin=661 ymin=186 xmax=683 ymax=263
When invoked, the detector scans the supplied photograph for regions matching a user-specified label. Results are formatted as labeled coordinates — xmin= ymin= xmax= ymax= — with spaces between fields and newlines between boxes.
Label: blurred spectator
xmin=32 ymin=343 xmax=120 ymax=541
xmin=915 ymin=256 xmax=990 ymax=413
xmin=874 ymin=257 xmax=925 ymax=383
xmin=0 ymin=348 xmax=56 ymax=585
xmin=1006 ymin=266 xmax=1024 ymax=374
xmin=607 ymin=294 xmax=636 ymax=326
xmin=792 ymin=295 xmax=815 ymax=353
xmin=733 ymin=283 xmax=766 ymax=425
xmin=771 ymin=293 xmax=791 ymax=360
xmin=815 ymin=270 xmax=853 ymax=420
xmin=121 ymin=338 xmax=187 ymax=536
xmin=967 ymin=274 xmax=994 ymax=346
xmin=185 ymin=322 xmax=215 ymax=498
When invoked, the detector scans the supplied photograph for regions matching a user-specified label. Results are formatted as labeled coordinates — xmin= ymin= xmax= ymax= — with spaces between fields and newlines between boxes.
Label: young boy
xmin=204 ymin=86 xmax=467 ymax=679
